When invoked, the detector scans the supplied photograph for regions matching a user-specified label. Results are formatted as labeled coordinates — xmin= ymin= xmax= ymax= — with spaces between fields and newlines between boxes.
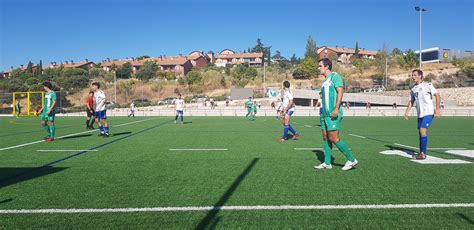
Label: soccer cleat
xmin=43 ymin=136 xmax=50 ymax=140
xmin=341 ymin=159 xmax=358 ymax=171
xmin=314 ymin=163 xmax=333 ymax=170
xmin=45 ymin=137 xmax=54 ymax=142
xmin=413 ymin=153 xmax=427 ymax=160
xmin=103 ymin=133 xmax=110 ymax=138
xmin=291 ymin=133 xmax=300 ymax=140
xmin=174 ymin=120 xmax=177 ymax=124
xmin=98 ymin=132 xmax=104 ymax=136
xmin=276 ymin=137 xmax=286 ymax=142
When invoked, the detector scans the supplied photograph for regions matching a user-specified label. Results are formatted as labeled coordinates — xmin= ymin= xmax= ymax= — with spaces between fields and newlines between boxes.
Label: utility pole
xmin=114 ymin=71 xmax=117 ymax=103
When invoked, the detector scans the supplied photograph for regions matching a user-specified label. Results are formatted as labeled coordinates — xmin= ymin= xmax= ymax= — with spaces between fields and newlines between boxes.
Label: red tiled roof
xmin=215 ymin=52 xmax=264 ymax=59
xmin=318 ymin=46 xmax=378 ymax=56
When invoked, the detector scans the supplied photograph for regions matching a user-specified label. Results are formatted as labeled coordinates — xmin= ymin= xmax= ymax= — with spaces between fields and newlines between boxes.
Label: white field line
xmin=37 ymin=150 xmax=98 ymax=152
xmin=349 ymin=134 xmax=366 ymax=139
xmin=1 ymin=203 xmax=473 ymax=214
xmin=0 ymin=118 xmax=156 ymax=151
xmin=304 ymin=125 xmax=313 ymax=128
xmin=394 ymin=143 xmax=466 ymax=151
xmin=169 ymin=149 xmax=228 ymax=151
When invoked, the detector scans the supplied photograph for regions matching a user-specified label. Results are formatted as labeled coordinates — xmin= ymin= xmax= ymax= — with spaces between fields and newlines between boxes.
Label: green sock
xmin=49 ymin=125 xmax=56 ymax=139
xmin=335 ymin=139 xmax=355 ymax=161
xmin=43 ymin=125 xmax=50 ymax=137
xmin=323 ymin=140 xmax=333 ymax=165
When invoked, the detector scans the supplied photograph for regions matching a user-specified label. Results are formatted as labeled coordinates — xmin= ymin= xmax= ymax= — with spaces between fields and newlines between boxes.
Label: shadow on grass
xmin=0 ymin=198 xmax=14 ymax=204
xmin=0 ymin=167 xmax=68 ymax=189
xmin=456 ymin=213 xmax=474 ymax=225
xmin=61 ymin=134 xmax=93 ymax=140
xmin=111 ymin=131 xmax=132 ymax=137
xmin=313 ymin=150 xmax=344 ymax=167
xmin=384 ymin=145 xmax=416 ymax=155
xmin=196 ymin=158 xmax=259 ymax=229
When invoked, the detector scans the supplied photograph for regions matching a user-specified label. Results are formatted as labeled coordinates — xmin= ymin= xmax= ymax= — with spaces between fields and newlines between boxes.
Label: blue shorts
xmin=176 ymin=110 xmax=183 ymax=115
xmin=319 ymin=107 xmax=323 ymax=115
xmin=95 ymin=110 xmax=107 ymax=120
xmin=418 ymin=115 xmax=434 ymax=129
xmin=286 ymin=110 xmax=294 ymax=116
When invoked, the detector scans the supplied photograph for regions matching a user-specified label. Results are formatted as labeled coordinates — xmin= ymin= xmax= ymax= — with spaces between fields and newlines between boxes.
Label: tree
xmin=355 ymin=42 xmax=360 ymax=56
xmin=304 ymin=35 xmax=318 ymax=60
xmin=396 ymin=49 xmax=419 ymax=70
xmin=116 ymin=62 xmax=133 ymax=79
xmin=185 ymin=70 xmax=202 ymax=85
xmin=290 ymin=54 xmax=301 ymax=65
xmin=136 ymin=60 xmax=158 ymax=81
xmin=26 ymin=61 xmax=34 ymax=74
xmin=391 ymin=48 xmax=402 ymax=56
xmin=293 ymin=57 xmax=318 ymax=79
xmin=251 ymin=38 xmax=271 ymax=66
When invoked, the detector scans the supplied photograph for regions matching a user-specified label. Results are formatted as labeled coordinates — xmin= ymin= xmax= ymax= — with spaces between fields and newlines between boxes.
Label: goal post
xmin=12 ymin=91 xmax=44 ymax=116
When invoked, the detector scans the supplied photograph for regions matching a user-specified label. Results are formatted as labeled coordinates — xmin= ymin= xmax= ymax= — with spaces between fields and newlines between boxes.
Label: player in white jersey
xmin=128 ymin=102 xmax=136 ymax=118
xmin=91 ymin=82 xmax=109 ymax=137
xmin=174 ymin=94 xmax=185 ymax=124
xmin=277 ymin=81 xmax=300 ymax=142
xmin=404 ymin=69 xmax=441 ymax=160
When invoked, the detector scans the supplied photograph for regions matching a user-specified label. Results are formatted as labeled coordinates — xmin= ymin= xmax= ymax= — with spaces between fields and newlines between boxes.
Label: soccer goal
xmin=12 ymin=91 xmax=44 ymax=116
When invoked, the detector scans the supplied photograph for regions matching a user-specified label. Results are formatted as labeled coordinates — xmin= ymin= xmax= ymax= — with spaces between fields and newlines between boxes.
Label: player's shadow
xmin=0 ymin=198 xmax=14 ymax=204
xmin=183 ymin=121 xmax=193 ymax=124
xmin=196 ymin=158 xmax=259 ymax=229
xmin=313 ymin=150 xmax=344 ymax=167
xmin=456 ymin=213 xmax=474 ymax=225
xmin=0 ymin=166 xmax=68 ymax=189
xmin=384 ymin=145 xmax=416 ymax=155
xmin=62 ymin=134 xmax=93 ymax=140
xmin=111 ymin=131 xmax=132 ymax=137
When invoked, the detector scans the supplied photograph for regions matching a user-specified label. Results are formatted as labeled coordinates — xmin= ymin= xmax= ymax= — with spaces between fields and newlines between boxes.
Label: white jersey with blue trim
xmin=175 ymin=99 xmax=185 ymax=111
xmin=410 ymin=81 xmax=438 ymax=118
xmin=94 ymin=90 xmax=106 ymax=112
xmin=282 ymin=89 xmax=295 ymax=112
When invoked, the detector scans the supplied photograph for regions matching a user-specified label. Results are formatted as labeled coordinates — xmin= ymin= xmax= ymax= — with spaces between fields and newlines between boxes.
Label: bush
xmin=293 ymin=57 xmax=318 ymax=79
xmin=185 ymin=70 xmax=203 ymax=85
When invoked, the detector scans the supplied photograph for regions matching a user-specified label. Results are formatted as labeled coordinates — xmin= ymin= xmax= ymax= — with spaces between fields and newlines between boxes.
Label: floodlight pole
xmin=263 ymin=62 xmax=266 ymax=97
xmin=415 ymin=6 xmax=426 ymax=70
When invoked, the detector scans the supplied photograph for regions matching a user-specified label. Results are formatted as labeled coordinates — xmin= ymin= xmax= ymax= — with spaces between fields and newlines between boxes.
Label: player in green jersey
xmin=39 ymin=82 xmax=57 ymax=142
xmin=314 ymin=58 xmax=358 ymax=171
xmin=245 ymin=97 xmax=255 ymax=120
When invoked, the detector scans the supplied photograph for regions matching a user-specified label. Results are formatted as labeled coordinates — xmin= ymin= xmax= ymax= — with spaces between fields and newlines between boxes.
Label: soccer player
xmin=314 ymin=58 xmax=358 ymax=171
xmin=128 ymin=101 xmax=136 ymax=118
xmin=174 ymin=94 xmax=185 ymax=124
xmin=404 ymin=69 xmax=441 ymax=160
xmin=252 ymin=100 xmax=258 ymax=119
xmin=38 ymin=82 xmax=56 ymax=142
xmin=85 ymin=91 xmax=95 ymax=129
xmin=245 ymin=97 xmax=254 ymax=120
xmin=91 ymin=82 xmax=109 ymax=137
xmin=15 ymin=100 xmax=21 ymax=118
xmin=277 ymin=81 xmax=299 ymax=142
xmin=275 ymin=98 xmax=283 ymax=119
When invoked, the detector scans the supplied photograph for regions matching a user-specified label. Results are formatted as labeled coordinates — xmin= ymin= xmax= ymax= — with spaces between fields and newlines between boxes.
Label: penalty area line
xmin=1 ymin=203 xmax=473 ymax=214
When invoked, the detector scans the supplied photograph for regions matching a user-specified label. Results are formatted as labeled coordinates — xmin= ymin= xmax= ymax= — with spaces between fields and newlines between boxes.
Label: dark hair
xmin=178 ymin=94 xmax=182 ymax=97
xmin=42 ymin=82 xmax=52 ymax=89
xmin=92 ymin=82 xmax=100 ymax=89
xmin=283 ymin=80 xmax=290 ymax=88
xmin=319 ymin=58 xmax=332 ymax=71
xmin=89 ymin=90 xmax=94 ymax=94
xmin=412 ymin=69 xmax=423 ymax=77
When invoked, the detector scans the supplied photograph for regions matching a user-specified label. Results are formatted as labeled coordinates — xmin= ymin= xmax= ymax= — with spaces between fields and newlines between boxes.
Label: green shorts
xmin=41 ymin=111 xmax=55 ymax=121
xmin=320 ymin=116 xmax=342 ymax=131
xmin=247 ymin=108 xmax=252 ymax=113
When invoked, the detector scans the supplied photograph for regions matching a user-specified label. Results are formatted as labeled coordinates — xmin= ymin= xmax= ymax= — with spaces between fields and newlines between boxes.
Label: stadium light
xmin=415 ymin=6 xmax=427 ymax=70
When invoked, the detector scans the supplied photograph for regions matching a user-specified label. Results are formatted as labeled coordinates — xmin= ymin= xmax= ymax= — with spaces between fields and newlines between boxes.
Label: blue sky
xmin=0 ymin=0 xmax=472 ymax=70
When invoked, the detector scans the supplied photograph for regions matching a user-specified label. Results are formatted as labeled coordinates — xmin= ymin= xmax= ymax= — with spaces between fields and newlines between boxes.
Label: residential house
xmin=317 ymin=46 xmax=378 ymax=64
xmin=214 ymin=49 xmax=264 ymax=67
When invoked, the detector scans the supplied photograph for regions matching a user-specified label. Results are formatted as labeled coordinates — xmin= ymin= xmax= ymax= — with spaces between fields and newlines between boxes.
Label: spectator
xmin=366 ymin=101 xmax=371 ymax=109
xmin=392 ymin=102 xmax=398 ymax=109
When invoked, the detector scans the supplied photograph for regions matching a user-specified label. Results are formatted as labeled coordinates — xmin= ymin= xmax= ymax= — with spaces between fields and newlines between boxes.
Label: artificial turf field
xmin=0 ymin=116 xmax=473 ymax=229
